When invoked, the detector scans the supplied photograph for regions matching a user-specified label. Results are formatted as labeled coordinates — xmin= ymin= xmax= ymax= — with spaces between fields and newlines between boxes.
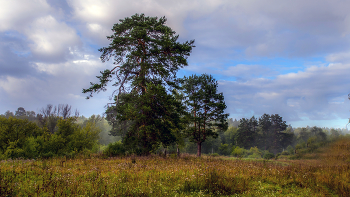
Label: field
xmin=1 ymin=139 xmax=350 ymax=196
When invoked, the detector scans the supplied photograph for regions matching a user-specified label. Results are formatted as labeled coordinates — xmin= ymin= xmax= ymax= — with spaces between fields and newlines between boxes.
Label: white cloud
xmin=326 ymin=51 xmax=350 ymax=63
xmin=26 ymin=15 xmax=81 ymax=62
xmin=34 ymin=57 xmax=104 ymax=76
xmin=0 ymin=63 xmax=112 ymax=116
xmin=67 ymin=0 xmax=229 ymax=45
xmin=184 ymin=0 xmax=350 ymax=59
xmin=220 ymin=63 xmax=350 ymax=123
xmin=0 ymin=0 xmax=51 ymax=31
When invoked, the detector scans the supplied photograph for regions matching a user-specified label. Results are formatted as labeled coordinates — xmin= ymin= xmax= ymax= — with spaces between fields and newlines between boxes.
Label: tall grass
xmin=1 ymin=138 xmax=350 ymax=196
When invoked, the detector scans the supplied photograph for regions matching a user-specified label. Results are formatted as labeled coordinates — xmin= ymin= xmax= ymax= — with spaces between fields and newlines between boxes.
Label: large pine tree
xmin=83 ymin=13 xmax=195 ymax=154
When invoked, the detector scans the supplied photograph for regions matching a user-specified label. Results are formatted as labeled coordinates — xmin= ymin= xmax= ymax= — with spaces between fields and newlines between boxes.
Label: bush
xmin=45 ymin=134 xmax=66 ymax=155
xmin=4 ymin=147 xmax=25 ymax=159
xmin=65 ymin=150 xmax=77 ymax=159
xmin=23 ymin=137 xmax=40 ymax=158
xmin=286 ymin=145 xmax=294 ymax=155
xmin=218 ymin=143 xmax=233 ymax=156
xmin=263 ymin=152 xmax=274 ymax=160
xmin=103 ymin=141 xmax=126 ymax=157
xmin=40 ymin=152 xmax=55 ymax=159
xmin=231 ymin=147 xmax=246 ymax=158
xmin=4 ymin=140 xmax=25 ymax=159
xmin=67 ymin=121 xmax=100 ymax=152
xmin=275 ymin=153 xmax=281 ymax=160
xmin=248 ymin=153 xmax=261 ymax=159
xmin=0 ymin=117 xmax=43 ymax=155
xmin=248 ymin=147 xmax=262 ymax=158
xmin=208 ymin=153 xmax=220 ymax=157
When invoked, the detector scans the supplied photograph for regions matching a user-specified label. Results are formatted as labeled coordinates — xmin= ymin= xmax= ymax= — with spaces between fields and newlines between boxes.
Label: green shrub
xmin=218 ymin=143 xmax=233 ymax=155
xmin=40 ymin=151 xmax=55 ymax=159
xmin=103 ymin=141 xmax=126 ymax=157
xmin=275 ymin=153 xmax=281 ymax=159
xmin=169 ymin=153 xmax=177 ymax=158
xmin=23 ymin=137 xmax=40 ymax=158
xmin=56 ymin=118 xmax=79 ymax=137
xmin=65 ymin=150 xmax=77 ymax=159
xmin=286 ymin=145 xmax=294 ymax=155
xmin=263 ymin=152 xmax=274 ymax=160
xmin=4 ymin=140 xmax=25 ymax=159
xmin=45 ymin=133 xmax=66 ymax=155
xmin=67 ymin=122 xmax=100 ymax=152
xmin=248 ymin=147 xmax=262 ymax=158
xmin=231 ymin=146 xmax=246 ymax=158
xmin=277 ymin=155 xmax=291 ymax=160
xmin=80 ymin=148 xmax=92 ymax=158
xmin=248 ymin=153 xmax=261 ymax=159
xmin=91 ymin=143 xmax=103 ymax=153
xmin=209 ymin=153 xmax=220 ymax=157
xmin=0 ymin=116 xmax=43 ymax=155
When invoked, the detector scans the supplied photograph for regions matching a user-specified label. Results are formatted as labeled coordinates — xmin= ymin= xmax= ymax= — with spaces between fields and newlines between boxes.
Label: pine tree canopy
xmin=82 ymin=13 xmax=195 ymax=100
xmin=180 ymin=74 xmax=229 ymax=156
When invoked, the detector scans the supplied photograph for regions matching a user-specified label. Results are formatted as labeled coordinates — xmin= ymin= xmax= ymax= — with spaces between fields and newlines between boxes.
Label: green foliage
xmin=23 ymin=137 xmax=40 ymax=158
xmin=110 ymin=84 xmax=183 ymax=155
xmin=218 ymin=143 xmax=233 ymax=156
xmin=221 ymin=126 xmax=237 ymax=145
xmin=83 ymin=13 xmax=195 ymax=155
xmin=68 ymin=121 xmax=100 ymax=152
xmin=0 ymin=116 xmax=43 ymax=154
xmin=83 ymin=13 xmax=194 ymax=98
xmin=56 ymin=117 xmax=78 ymax=138
xmin=236 ymin=117 xmax=258 ymax=149
xmin=180 ymin=74 xmax=229 ymax=156
xmin=4 ymin=140 xmax=25 ymax=159
xmin=247 ymin=146 xmax=262 ymax=159
xmin=0 ymin=114 xmax=102 ymax=159
xmin=78 ymin=115 xmax=119 ymax=145
xmin=259 ymin=114 xmax=288 ymax=154
xmin=103 ymin=141 xmax=126 ymax=157
xmin=263 ymin=152 xmax=275 ymax=160
xmin=45 ymin=133 xmax=66 ymax=155
xmin=286 ymin=145 xmax=294 ymax=155
xmin=234 ymin=114 xmax=290 ymax=154
xmin=208 ymin=153 xmax=220 ymax=157
xmin=231 ymin=146 xmax=246 ymax=158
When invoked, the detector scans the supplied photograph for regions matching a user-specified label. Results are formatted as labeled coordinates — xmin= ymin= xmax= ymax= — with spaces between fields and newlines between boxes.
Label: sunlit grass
xmin=1 ymin=138 xmax=350 ymax=196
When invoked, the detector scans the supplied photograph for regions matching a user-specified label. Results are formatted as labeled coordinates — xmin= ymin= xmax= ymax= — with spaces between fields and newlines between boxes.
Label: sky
xmin=1 ymin=0 xmax=350 ymax=129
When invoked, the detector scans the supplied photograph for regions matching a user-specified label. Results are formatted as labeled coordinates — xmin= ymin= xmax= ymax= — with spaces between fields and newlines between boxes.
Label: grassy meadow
xmin=1 ymin=138 xmax=350 ymax=196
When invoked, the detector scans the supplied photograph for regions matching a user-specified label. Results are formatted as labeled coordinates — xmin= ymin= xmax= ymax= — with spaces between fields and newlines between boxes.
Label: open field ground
xmin=1 ymin=139 xmax=350 ymax=196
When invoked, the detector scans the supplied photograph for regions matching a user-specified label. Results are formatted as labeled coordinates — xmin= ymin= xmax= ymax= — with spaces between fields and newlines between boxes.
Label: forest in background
xmin=0 ymin=105 xmax=348 ymax=160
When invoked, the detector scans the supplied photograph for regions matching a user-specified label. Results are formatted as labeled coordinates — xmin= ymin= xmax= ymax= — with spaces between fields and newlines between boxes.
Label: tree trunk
xmin=197 ymin=142 xmax=202 ymax=157
xmin=177 ymin=144 xmax=180 ymax=157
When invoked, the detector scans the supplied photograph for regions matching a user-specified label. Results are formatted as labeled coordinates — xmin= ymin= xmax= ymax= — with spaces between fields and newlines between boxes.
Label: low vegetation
xmin=1 ymin=137 xmax=350 ymax=196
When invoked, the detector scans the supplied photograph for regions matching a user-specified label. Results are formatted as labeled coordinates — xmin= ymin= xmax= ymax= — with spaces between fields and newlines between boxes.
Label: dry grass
xmin=1 ymin=139 xmax=350 ymax=196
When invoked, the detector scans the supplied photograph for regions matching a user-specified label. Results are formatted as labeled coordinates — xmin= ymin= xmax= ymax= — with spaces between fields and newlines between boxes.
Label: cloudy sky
xmin=1 ymin=0 xmax=350 ymax=128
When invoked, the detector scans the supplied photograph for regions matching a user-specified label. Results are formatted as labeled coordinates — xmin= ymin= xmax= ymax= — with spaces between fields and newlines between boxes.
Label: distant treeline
xmin=0 ymin=106 xmax=348 ymax=159
xmin=184 ymin=115 xmax=347 ymax=159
